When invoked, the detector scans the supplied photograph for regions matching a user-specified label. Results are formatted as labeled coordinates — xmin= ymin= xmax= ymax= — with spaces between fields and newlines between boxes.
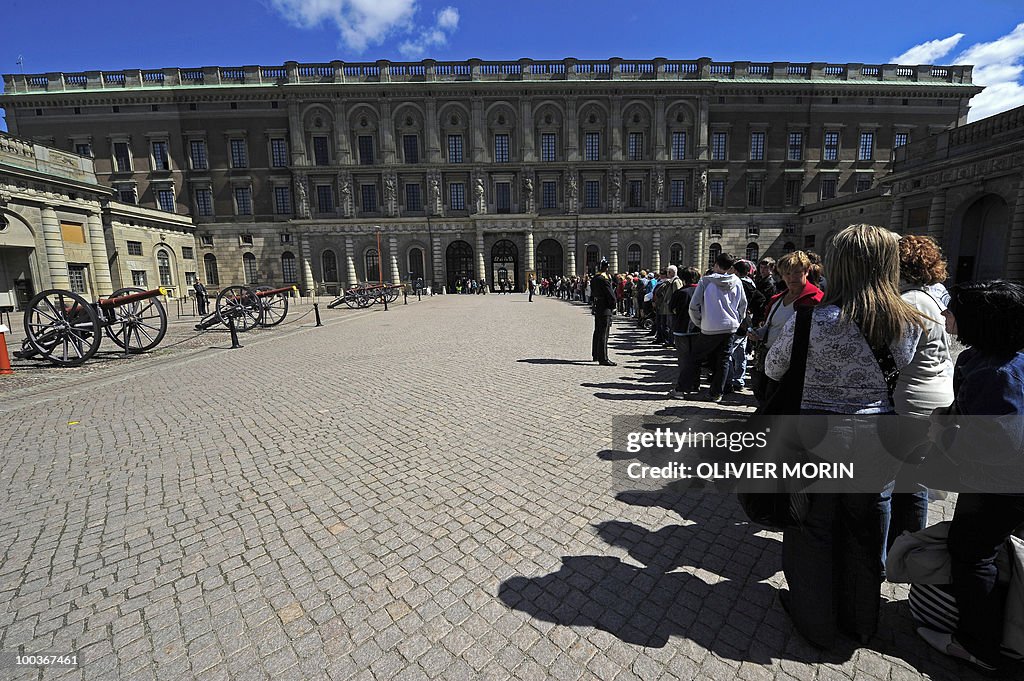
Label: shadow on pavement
xmin=517 ymin=358 xmax=595 ymax=365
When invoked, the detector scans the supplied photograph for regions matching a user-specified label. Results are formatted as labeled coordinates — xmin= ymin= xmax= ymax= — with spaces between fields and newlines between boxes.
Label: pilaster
xmin=41 ymin=205 xmax=69 ymax=289
xmin=86 ymin=211 xmax=112 ymax=296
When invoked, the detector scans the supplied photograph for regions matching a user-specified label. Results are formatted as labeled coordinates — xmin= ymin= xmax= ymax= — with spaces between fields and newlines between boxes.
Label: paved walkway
xmin=0 ymin=293 xmax=976 ymax=680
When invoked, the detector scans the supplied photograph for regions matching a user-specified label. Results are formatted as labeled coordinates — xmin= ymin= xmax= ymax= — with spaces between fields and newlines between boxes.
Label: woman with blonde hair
xmin=765 ymin=224 xmax=929 ymax=648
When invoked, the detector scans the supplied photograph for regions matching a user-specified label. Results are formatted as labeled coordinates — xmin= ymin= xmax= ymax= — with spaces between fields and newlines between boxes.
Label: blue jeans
xmin=725 ymin=334 xmax=747 ymax=391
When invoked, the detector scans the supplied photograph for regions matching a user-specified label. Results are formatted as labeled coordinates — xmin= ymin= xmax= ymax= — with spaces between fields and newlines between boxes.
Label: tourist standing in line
xmin=685 ymin=252 xmax=747 ymax=403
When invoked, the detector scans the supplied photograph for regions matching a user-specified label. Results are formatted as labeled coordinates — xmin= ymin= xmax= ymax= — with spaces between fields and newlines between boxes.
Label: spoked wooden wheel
xmin=255 ymin=286 xmax=289 ymax=327
xmin=23 ymin=289 xmax=102 ymax=366
xmin=215 ymin=285 xmax=263 ymax=331
xmin=104 ymin=287 xmax=168 ymax=352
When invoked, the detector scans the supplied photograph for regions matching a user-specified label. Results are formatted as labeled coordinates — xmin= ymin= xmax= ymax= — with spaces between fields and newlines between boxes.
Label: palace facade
xmin=1 ymin=58 xmax=981 ymax=294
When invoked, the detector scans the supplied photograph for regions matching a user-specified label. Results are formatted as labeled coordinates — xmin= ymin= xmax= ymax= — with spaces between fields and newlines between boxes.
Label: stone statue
xmin=338 ymin=174 xmax=353 ymax=217
xmin=566 ymin=173 xmax=577 ymax=199
xmin=294 ymin=174 xmax=310 ymax=218
xmin=522 ymin=177 xmax=533 ymax=199
xmin=697 ymin=169 xmax=708 ymax=212
xmin=384 ymin=175 xmax=396 ymax=201
xmin=655 ymin=173 xmax=665 ymax=200
xmin=474 ymin=177 xmax=486 ymax=214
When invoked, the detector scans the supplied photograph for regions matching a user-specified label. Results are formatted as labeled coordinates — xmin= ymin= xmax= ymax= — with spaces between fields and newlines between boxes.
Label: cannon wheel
xmin=23 ymin=289 xmax=102 ymax=366
xmin=104 ymin=287 xmax=168 ymax=353
xmin=385 ymin=286 xmax=400 ymax=303
xmin=216 ymin=285 xmax=263 ymax=331
xmin=343 ymin=288 xmax=371 ymax=309
xmin=255 ymin=286 xmax=289 ymax=327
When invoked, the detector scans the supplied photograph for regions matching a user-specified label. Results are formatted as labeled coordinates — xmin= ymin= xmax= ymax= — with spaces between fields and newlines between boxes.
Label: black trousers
xmin=592 ymin=315 xmax=611 ymax=362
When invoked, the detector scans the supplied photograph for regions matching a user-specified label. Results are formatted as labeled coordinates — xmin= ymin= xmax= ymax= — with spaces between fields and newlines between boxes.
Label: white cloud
xmin=268 ymin=0 xmax=418 ymax=53
xmin=953 ymin=22 xmax=1024 ymax=121
xmin=891 ymin=33 xmax=965 ymax=65
xmin=398 ymin=6 xmax=460 ymax=59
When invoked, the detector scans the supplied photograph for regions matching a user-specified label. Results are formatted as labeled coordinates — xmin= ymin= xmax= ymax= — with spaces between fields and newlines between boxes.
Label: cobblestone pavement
xmin=0 ymin=293 xmax=982 ymax=680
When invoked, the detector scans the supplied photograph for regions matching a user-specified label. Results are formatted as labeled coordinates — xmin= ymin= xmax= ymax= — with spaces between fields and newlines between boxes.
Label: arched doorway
xmin=321 ymin=249 xmax=338 ymax=282
xmin=746 ymin=242 xmax=759 ymax=263
xmin=626 ymin=243 xmax=642 ymax=272
xmin=491 ymin=239 xmax=518 ymax=291
xmin=954 ymin=194 xmax=1010 ymax=282
xmin=669 ymin=242 xmax=684 ymax=267
xmin=708 ymin=242 xmax=722 ymax=269
xmin=408 ymin=247 xmax=425 ymax=282
xmin=536 ymin=239 xmax=563 ymax=280
xmin=585 ymin=244 xmax=600 ymax=274
xmin=445 ymin=240 xmax=473 ymax=291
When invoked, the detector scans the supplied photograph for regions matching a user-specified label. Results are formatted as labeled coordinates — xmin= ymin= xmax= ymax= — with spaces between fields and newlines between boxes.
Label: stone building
xmin=0 ymin=132 xmax=195 ymax=311
xmin=1 ymin=58 xmax=981 ymax=292
xmin=800 ymin=104 xmax=1024 ymax=283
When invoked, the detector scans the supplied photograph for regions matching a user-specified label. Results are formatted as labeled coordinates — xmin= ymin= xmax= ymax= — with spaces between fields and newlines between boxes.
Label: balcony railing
xmin=2 ymin=58 xmax=977 ymax=94
xmin=893 ymin=104 xmax=1024 ymax=169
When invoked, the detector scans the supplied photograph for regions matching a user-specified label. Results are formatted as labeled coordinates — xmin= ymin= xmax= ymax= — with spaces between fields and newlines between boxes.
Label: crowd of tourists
xmin=539 ymin=275 xmax=593 ymax=302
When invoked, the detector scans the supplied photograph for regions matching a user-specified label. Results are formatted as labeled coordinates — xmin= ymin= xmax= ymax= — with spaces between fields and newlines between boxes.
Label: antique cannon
xmin=16 ymin=287 xmax=168 ymax=366
xmin=194 ymin=285 xmax=297 ymax=332
xmin=327 ymin=283 xmax=401 ymax=309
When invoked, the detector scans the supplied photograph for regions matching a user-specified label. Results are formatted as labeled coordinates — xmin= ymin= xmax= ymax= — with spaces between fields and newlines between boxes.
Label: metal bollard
xmin=417 ymin=288 xmax=421 ymax=301
xmin=383 ymin=293 xmax=389 ymax=311
xmin=227 ymin=316 xmax=243 ymax=349
xmin=313 ymin=302 xmax=323 ymax=327
xmin=404 ymin=289 xmax=408 ymax=305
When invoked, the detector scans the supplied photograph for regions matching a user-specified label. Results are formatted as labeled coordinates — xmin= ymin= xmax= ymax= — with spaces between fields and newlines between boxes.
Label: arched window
xmin=203 ymin=253 xmax=219 ymax=286
xmin=408 ymin=247 xmax=425 ymax=281
xmin=445 ymin=240 xmax=473 ymax=290
xmin=321 ymin=249 xmax=338 ymax=282
xmin=157 ymin=248 xmax=173 ymax=286
xmin=746 ymin=242 xmax=759 ymax=263
xmin=281 ymin=251 xmax=297 ymax=284
xmin=708 ymin=242 xmax=722 ymax=268
xmin=783 ymin=241 xmax=796 ymax=254
xmin=585 ymin=245 xmax=600 ymax=274
xmin=670 ymin=242 xmax=684 ymax=266
xmin=626 ymin=244 xmax=642 ymax=272
xmin=364 ymin=248 xmax=380 ymax=282
xmin=535 ymin=239 xmax=563 ymax=279
xmin=242 ymin=252 xmax=257 ymax=284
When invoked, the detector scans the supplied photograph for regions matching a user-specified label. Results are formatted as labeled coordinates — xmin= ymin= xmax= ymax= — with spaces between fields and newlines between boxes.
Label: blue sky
xmin=1 ymin=0 xmax=1022 ymax=128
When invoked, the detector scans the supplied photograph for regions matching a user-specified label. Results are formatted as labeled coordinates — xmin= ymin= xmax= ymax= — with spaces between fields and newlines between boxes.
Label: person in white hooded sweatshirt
xmin=683 ymin=252 xmax=747 ymax=402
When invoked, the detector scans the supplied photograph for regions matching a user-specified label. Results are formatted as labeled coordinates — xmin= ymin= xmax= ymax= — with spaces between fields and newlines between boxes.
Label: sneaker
xmin=667 ymin=389 xmax=687 ymax=400
xmin=709 ymin=394 xmax=723 ymax=403
xmin=916 ymin=627 xmax=998 ymax=672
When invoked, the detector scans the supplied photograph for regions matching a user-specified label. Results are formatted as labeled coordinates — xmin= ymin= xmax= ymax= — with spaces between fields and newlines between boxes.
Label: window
xmin=242 ymin=252 xmax=257 ymax=284
xmin=710 ymin=224 xmax=723 ymax=238
xmin=361 ymin=184 xmax=377 ymax=212
xmin=585 ymin=132 xmax=600 ymax=161
xmin=748 ymin=224 xmax=760 ymax=239
xmin=321 ymin=250 xmax=338 ymax=281
xmin=313 ymin=136 xmax=330 ymax=166
xmin=785 ymin=178 xmax=801 ymax=206
xmin=670 ymin=179 xmax=686 ymax=208
xmin=709 ymin=179 xmax=725 ymax=207
xmin=746 ymin=242 xmax=759 ymax=262
xmin=405 ymin=184 xmax=422 ymax=212
xmin=131 ymin=270 xmax=147 ymax=287
xmin=495 ymin=182 xmax=511 ymax=213
xmin=229 ymin=139 xmax=248 ymax=168
xmin=823 ymin=131 xmax=840 ymax=161
xmin=281 ymin=252 xmax=297 ymax=284
xmin=280 ymin=233 xmax=292 ymax=244
xmin=542 ymin=181 xmax=557 ymax=209
xmin=157 ymin=189 xmax=175 ymax=212
xmin=364 ymin=249 xmax=380 ymax=282
xmin=858 ymin=132 xmax=874 ymax=161
xmin=671 ymin=131 xmax=686 ymax=160
xmin=185 ymin=271 xmax=197 ymax=286
xmin=788 ymin=132 xmax=804 ymax=161
xmin=190 ymin=140 xmax=208 ymax=170
xmin=447 ymin=135 xmax=463 ymax=163
xmin=627 ymin=132 xmax=643 ymax=161
xmin=628 ymin=180 xmax=643 ymax=208
xmin=820 ymin=177 xmax=837 ymax=200
xmin=152 ymin=141 xmax=170 ymax=170
xmin=200 ymin=235 xmax=214 ymax=246
xmin=449 ymin=182 xmax=465 ymax=210
xmin=316 ymin=185 xmax=334 ymax=213
xmin=403 ymin=135 xmax=419 ymax=164
xmin=240 ymin=234 xmax=254 ymax=246
xmin=195 ymin=189 xmax=213 ymax=216
xmin=670 ymin=243 xmax=684 ymax=266
xmin=586 ymin=245 xmax=600 ymax=273
xmin=68 ymin=264 xmax=88 ymax=293
xmin=408 ymin=248 xmax=425 ymax=281
xmin=358 ymin=136 xmax=375 ymax=165
xmin=126 ymin=241 xmax=143 ymax=256
xmin=708 ymin=243 xmax=722 ymax=268
xmin=749 ymin=132 xmax=765 ymax=161
xmin=711 ymin=132 xmax=728 ymax=160
xmin=234 ymin=187 xmax=252 ymax=215
xmin=747 ymin=178 xmax=763 ymax=207
xmin=626 ymin=244 xmax=642 ymax=272
xmin=182 ymin=247 xmax=194 ymax=260
xmin=584 ymin=180 xmax=600 ymax=209
xmin=494 ymin=134 xmax=510 ymax=163
xmin=856 ymin=175 xmax=873 ymax=193
xmin=804 ymin=235 xmax=816 ymax=249
xmin=157 ymin=249 xmax=173 ymax=287
xmin=271 ymin=138 xmax=288 ymax=167
xmin=541 ymin=133 xmax=556 ymax=162
xmin=894 ymin=132 xmax=909 ymax=148
xmin=75 ymin=143 xmax=92 ymax=157
xmin=119 ymin=187 xmax=137 ymax=204
xmin=114 ymin=142 xmax=132 ymax=172
xmin=274 ymin=186 xmax=292 ymax=215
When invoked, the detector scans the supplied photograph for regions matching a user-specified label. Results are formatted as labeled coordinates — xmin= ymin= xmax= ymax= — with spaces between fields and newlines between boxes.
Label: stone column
xmin=609 ymin=231 xmax=619 ymax=273
xmin=926 ymin=189 xmax=947 ymax=242
xmin=696 ymin=95 xmax=710 ymax=161
xmin=288 ymin=101 xmax=307 ymax=166
xmin=525 ymin=231 xmax=535 ymax=271
xmin=425 ymin=99 xmax=441 ymax=163
xmin=379 ymin=100 xmax=396 ymax=164
xmin=610 ymin=97 xmax=623 ymax=161
xmin=41 ymin=205 xmax=70 ymax=289
xmin=299 ymin=236 xmax=314 ymax=295
xmin=86 ymin=211 xmax=113 ymax=295
xmin=431 ymin=232 xmax=444 ymax=290
xmin=520 ymin=99 xmax=535 ymax=162
xmin=566 ymin=97 xmax=578 ymax=162
xmin=889 ymin=194 xmax=905 ymax=232
xmin=388 ymin=236 xmax=401 ymax=284
xmin=344 ymin=236 xmax=358 ymax=287
xmin=475 ymin=226 xmax=486 ymax=283
xmin=471 ymin=98 xmax=485 ymax=163
xmin=1009 ymin=172 xmax=1024 ymax=280
xmin=567 ymin=232 xmax=577 ymax=277
xmin=652 ymin=230 xmax=662 ymax=273
xmin=654 ymin=96 xmax=667 ymax=161
xmin=333 ymin=102 xmax=352 ymax=165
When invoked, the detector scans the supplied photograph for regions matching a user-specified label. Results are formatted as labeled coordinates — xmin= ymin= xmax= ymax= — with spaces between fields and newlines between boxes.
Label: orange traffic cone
xmin=0 ymin=326 xmax=13 ymax=375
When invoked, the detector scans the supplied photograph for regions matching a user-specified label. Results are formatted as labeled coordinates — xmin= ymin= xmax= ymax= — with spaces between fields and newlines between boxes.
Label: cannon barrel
xmin=254 ymin=285 xmax=298 ymax=298
xmin=97 ymin=287 xmax=167 ymax=309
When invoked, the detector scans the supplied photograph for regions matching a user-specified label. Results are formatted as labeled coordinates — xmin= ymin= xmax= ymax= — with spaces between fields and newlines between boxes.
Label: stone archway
xmin=491 ymin=239 xmax=519 ymax=291
xmin=953 ymin=194 xmax=1009 ymax=282
xmin=536 ymin=239 xmax=564 ymax=279
xmin=445 ymin=240 xmax=473 ymax=291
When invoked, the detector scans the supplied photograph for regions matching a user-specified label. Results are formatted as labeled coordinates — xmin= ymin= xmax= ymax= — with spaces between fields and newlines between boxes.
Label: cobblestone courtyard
xmin=0 ymin=293 xmax=979 ymax=680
